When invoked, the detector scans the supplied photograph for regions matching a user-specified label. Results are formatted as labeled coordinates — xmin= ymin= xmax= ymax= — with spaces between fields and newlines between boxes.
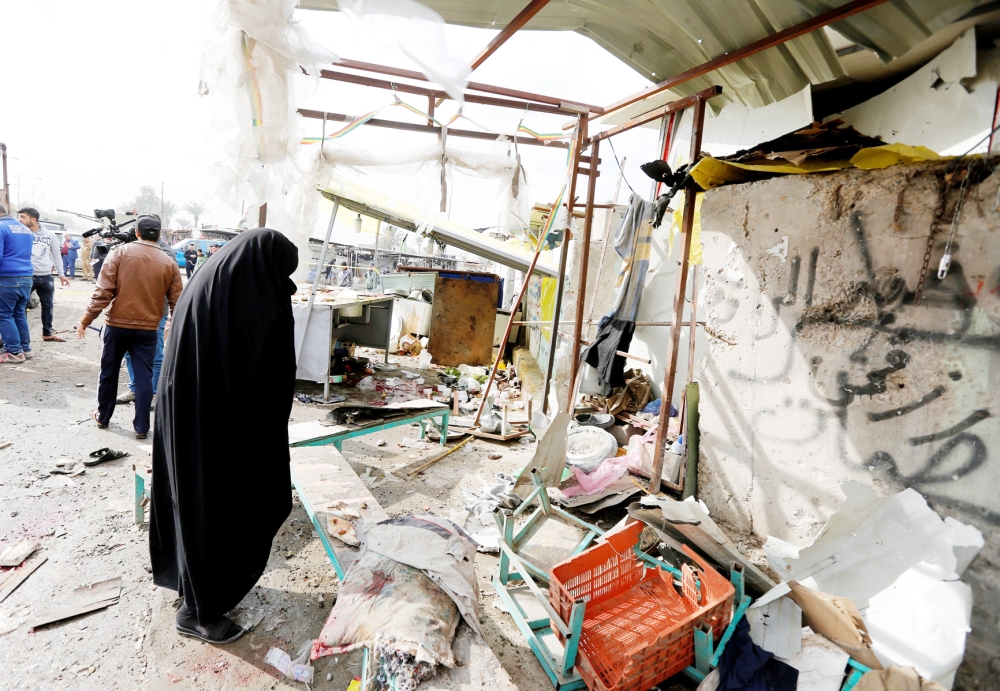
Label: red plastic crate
xmin=550 ymin=522 xmax=735 ymax=691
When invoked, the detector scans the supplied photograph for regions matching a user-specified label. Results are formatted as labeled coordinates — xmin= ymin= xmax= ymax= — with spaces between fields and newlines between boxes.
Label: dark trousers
xmin=185 ymin=263 xmax=195 ymax=279
xmin=98 ymin=325 xmax=157 ymax=434
xmin=32 ymin=275 xmax=55 ymax=336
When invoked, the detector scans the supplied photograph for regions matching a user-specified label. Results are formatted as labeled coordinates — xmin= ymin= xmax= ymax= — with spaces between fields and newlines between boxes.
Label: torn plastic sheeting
xmin=339 ymin=0 xmax=470 ymax=103
xmin=764 ymin=481 xmax=965 ymax=608
xmin=776 ymin=633 xmax=849 ymax=691
xmin=864 ymin=567 xmax=972 ymax=690
xmin=265 ymin=647 xmax=315 ymax=683
xmin=360 ymin=515 xmax=485 ymax=638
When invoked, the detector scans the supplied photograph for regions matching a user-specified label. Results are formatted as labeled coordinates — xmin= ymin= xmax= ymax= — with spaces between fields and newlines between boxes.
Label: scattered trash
xmin=766 ymin=482 xmax=983 ymax=686
xmin=30 ymin=577 xmax=121 ymax=630
xmin=0 ymin=555 xmax=47 ymax=602
xmin=0 ymin=442 xmax=12 ymax=451
xmin=747 ymin=587 xmax=802 ymax=658
xmin=487 ymin=453 xmax=502 ymax=460
xmin=265 ymin=647 xmax=315 ymax=684
xmin=357 ymin=377 xmax=376 ymax=391
xmin=398 ymin=438 xmax=431 ymax=450
xmin=716 ymin=618 xmax=799 ymax=691
xmin=0 ymin=539 xmax=39 ymax=567
xmin=855 ymin=666 xmax=947 ymax=691
xmin=49 ymin=462 xmax=86 ymax=476
xmin=74 ymin=383 xmax=85 ymax=387
xmin=574 ymin=412 xmax=615 ymax=428
xmin=375 ymin=439 xmax=386 ymax=447
xmin=84 ymin=448 xmax=129 ymax=467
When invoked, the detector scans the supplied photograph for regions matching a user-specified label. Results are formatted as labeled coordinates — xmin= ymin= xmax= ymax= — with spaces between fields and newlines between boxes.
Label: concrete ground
xmin=0 ymin=283 xmax=640 ymax=691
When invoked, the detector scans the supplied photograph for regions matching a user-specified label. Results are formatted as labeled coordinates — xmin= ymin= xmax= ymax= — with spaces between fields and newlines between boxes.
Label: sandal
xmin=90 ymin=409 xmax=107 ymax=429
xmin=85 ymin=447 xmax=130 ymax=466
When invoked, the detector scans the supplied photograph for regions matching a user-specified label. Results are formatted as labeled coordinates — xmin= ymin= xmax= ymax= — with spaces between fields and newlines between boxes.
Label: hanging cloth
xmin=582 ymin=194 xmax=654 ymax=388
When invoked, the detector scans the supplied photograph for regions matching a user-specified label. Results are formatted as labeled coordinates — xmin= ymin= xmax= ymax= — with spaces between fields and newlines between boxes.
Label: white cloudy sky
xmin=2 ymin=0 xmax=659 ymax=237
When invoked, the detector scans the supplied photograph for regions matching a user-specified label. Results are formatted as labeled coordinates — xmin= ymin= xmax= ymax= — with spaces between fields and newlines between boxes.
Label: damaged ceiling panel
xmin=299 ymin=0 xmax=994 ymax=115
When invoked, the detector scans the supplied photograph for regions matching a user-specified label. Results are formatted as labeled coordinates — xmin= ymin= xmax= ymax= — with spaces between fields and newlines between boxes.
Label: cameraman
xmin=76 ymin=215 xmax=183 ymax=439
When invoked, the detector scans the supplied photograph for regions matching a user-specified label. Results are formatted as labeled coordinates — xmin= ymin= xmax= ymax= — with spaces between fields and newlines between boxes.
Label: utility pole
xmin=0 ymin=143 xmax=8 ymax=213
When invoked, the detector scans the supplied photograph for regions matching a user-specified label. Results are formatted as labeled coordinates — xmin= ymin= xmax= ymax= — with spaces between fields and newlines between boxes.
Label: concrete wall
xmin=698 ymin=162 xmax=1000 ymax=683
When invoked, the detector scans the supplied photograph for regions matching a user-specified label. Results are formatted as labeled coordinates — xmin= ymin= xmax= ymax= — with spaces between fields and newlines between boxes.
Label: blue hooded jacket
xmin=0 ymin=216 xmax=33 ymax=277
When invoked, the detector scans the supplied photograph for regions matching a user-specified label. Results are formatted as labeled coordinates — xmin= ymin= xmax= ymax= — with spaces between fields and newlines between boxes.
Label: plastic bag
xmin=562 ymin=428 xmax=655 ymax=497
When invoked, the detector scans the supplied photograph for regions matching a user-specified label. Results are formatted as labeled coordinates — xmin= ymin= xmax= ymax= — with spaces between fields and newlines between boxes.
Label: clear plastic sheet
xmin=338 ymin=0 xmax=470 ymax=102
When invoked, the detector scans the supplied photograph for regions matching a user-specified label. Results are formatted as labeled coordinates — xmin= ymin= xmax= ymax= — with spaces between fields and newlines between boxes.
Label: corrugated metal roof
xmin=299 ymin=0 xmax=992 ymax=114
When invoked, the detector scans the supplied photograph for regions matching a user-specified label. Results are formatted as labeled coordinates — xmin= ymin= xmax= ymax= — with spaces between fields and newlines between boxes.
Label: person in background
xmin=77 ymin=215 xmax=182 ymax=439
xmin=117 ymin=229 xmax=175 ymax=408
xmin=62 ymin=234 xmax=80 ymax=279
xmin=364 ymin=261 xmax=381 ymax=292
xmin=183 ymin=244 xmax=198 ymax=279
xmin=80 ymin=235 xmax=95 ymax=281
xmin=90 ymin=237 xmax=108 ymax=279
xmin=337 ymin=261 xmax=352 ymax=287
xmin=150 ymin=228 xmax=298 ymax=644
xmin=209 ymin=244 xmax=219 ymax=256
xmin=18 ymin=207 xmax=69 ymax=343
xmin=195 ymin=249 xmax=207 ymax=272
xmin=0 ymin=204 xmax=35 ymax=363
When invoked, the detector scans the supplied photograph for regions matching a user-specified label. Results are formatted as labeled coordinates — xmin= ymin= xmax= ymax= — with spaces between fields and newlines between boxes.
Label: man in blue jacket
xmin=0 ymin=204 xmax=35 ymax=363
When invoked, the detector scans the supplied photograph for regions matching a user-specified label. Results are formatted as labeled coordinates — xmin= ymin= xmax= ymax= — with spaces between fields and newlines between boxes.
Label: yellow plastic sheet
xmin=689 ymin=142 xmax=947 ymax=190
xmin=849 ymin=143 xmax=944 ymax=169
xmin=669 ymin=192 xmax=703 ymax=266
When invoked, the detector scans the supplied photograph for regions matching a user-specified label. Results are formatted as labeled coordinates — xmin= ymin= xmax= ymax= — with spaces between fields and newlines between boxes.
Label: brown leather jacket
xmin=81 ymin=240 xmax=183 ymax=330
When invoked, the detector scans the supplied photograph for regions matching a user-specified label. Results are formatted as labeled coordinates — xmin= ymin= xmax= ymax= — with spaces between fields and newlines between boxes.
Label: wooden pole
xmin=258 ymin=203 xmax=267 ymax=228
xmin=650 ymin=97 xmax=706 ymax=495
xmin=542 ymin=116 xmax=586 ymax=414
xmin=567 ymin=139 xmax=600 ymax=411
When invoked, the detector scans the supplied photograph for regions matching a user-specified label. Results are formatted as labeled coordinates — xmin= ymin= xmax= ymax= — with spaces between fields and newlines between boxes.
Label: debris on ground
xmin=30 ymin=577 xmax=121 ymax=630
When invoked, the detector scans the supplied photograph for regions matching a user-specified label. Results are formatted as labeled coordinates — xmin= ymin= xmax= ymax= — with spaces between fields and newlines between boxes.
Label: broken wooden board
xmin=629 ymin=497 xmax=776 ymax=595
xmin=30 ymin=577 xmax=121 ymax=630
xmin=0 ymin=555 xmax=47 ymax=603
xmin=0 ymin=539 xmax=39 ymax=567
xmin=289 ymin=445 xmax=388 ymax=578
xmin=425 ymin=274 xmax=499 ymax=367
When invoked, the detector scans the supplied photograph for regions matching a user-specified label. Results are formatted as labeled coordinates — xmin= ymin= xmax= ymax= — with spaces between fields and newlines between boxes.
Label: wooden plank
xmin=289 ymin=446 xmax=388 ymax=577
xmin=426 ymin=275 xmax=499 ymax=367
xmin=597 ymin=0 xmax=891 ymax=120
xmin=30 ymin=577 xmax=121 ymax=630
xmin=469 ymin=0 xmax=552 ymax=71
xmin=0 ymin=555 xmax=47 ymax=603
xmin=0 ymin=539 xmax=39 ymax=567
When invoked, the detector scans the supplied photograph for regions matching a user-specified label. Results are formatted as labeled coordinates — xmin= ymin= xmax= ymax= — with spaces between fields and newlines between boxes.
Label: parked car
xmin=172 ymin=239 xmax=226 ymax=268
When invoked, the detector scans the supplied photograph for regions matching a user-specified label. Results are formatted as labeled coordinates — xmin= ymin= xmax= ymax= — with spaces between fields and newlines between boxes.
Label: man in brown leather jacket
xmin=77 ymin=215 xmax=183 ymax=439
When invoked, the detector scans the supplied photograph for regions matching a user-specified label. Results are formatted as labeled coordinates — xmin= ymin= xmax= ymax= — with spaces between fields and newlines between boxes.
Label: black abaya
xmin=150 ymin=228 xmax=298 ymax=623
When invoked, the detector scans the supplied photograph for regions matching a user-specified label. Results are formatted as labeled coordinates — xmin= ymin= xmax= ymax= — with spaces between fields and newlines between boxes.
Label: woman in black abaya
xmin=150 ymin=228 xmax=298 ymax=642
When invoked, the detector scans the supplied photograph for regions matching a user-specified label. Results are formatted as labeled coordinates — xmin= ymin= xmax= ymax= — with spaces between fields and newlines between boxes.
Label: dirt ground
xmin=0 ymin=283 xmax=646 ymax=691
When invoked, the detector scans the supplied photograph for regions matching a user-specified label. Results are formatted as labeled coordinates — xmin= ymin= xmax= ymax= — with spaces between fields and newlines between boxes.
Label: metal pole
xmin=0 ymin=143 xmax=8 ymax=213
xmin=307 ymin=201 xmax=339 ymax=402
xmin=650 ymin=97 xmax=706 ymax=495
xmin=542 ymin=116 xmax=586 ymax=414
xmin=567 ymin=139 xmax=600 ymax=412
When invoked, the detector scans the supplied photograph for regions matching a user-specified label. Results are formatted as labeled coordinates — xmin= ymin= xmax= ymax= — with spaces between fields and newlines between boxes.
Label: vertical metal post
xmin=304 ymin=201 xmax=340 ymax=401
xmin=258 ymin=202 xmax=267 ymax=228
xmin=542 ymin=115 xmax=586 ymax=414
xmin=650 ymin=97 xmax=706 ymax=494
xmin=0 ymin=143 xmax=8 ymax=213
xmin=567 ymin=138 xmax=600 ymax=412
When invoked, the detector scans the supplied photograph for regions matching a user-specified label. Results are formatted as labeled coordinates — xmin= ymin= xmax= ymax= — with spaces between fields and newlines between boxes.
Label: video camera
xmin=81 ymin=209 xmax=138 ymax=253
